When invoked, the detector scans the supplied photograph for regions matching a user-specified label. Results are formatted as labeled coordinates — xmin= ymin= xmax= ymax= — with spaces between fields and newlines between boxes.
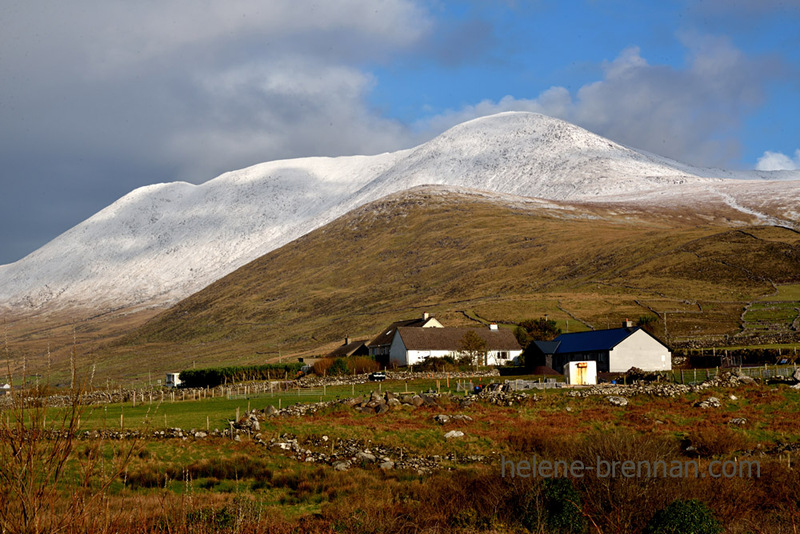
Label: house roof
xmin=367 ymin=317 xmax=439 ymax=347
xmin=542 ymin=326 xmax=667 ymax=354
xmin=396 ymin=327 xmax=521 ymax=352
xmin=326 ymin=340 xmax=369 ymax=359
xmin=532 ymin=340 xmax=561 ymax=355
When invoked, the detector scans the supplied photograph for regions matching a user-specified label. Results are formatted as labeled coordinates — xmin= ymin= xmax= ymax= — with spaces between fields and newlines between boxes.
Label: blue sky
xmin=1 ymin=0 xmax=799 ymax=265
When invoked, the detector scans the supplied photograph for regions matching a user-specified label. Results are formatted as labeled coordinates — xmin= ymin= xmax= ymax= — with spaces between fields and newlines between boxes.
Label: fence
xmin=673 ymin=364 xmax=799 ymax=385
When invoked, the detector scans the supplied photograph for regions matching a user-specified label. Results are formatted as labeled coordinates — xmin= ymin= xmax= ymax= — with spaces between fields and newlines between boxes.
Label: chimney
xmin=344 ymin=336 xmax=350 ymax=345
xmin=623 ymin=319 xmax=633 ymax=328
xmin=422 ymin=312 xmax=429 ymax=320
xmin=489 ymin=323 xmax=499 ymax=331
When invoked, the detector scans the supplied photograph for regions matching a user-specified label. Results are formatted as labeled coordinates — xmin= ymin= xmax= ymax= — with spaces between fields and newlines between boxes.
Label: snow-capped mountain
xmin=1 ymin=112 xmax=798 ymax=313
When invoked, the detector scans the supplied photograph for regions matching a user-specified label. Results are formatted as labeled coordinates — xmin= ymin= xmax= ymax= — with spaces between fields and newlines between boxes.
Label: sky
xmin=1 ymin=0 xmax=799 ymax=265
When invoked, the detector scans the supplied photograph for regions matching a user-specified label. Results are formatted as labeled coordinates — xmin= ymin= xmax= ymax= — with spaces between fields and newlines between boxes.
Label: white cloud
xmin=418 ymin=36 xmax=772 ymax=168
xmin=756 ymin=150 xmax=800 ymax=171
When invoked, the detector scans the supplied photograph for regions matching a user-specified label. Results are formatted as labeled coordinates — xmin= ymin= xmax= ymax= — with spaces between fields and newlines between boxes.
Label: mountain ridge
xmin=2 ymin=111 xmax=799 ymax=314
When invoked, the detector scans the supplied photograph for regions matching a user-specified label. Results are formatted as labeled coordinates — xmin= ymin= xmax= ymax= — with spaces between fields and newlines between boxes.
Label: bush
xmin=179 ymin=363 xmax=304 ymax=387
xmin=644 ymin=499 xmax=722 ymax=534
xmin=542 ymin=478 xmax=587 ymax=533
xmin=328 ymin=358 xmax=349 ymax=376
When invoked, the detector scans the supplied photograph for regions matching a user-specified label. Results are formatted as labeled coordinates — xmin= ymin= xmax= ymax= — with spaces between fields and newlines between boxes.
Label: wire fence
xmin=672 ymin=364 xmax=799 ymax=385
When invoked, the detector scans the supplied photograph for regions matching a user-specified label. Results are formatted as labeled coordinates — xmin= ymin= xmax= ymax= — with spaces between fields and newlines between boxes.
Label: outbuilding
xmin=529 ymin=321 xmax=671 ymax=374
xmin=564 ymin=361 xmax=597 ymax=385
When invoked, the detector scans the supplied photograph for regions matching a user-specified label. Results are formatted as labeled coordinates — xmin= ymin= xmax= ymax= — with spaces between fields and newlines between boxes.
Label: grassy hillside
xmin=92 ymin=187 xmax=799 ymax=380
xmin=4 ymin=186 xmax=797 ymax=383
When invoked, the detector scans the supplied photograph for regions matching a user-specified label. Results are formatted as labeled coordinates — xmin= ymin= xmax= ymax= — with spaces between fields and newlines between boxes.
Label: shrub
xmin=348 ymin=356 xmax=380 ymax=374
xmin=328 ymin=358 xmax=349 ymax=376
xmin=179 ymin=363 xmax=305 ymax=387
xmin=644 ymin=499 xmax=722 ymax=534
xmin=685 ymin=427 xmax=749 ymax=458
xmin=542 ymin=478 xmax=587 ymax=533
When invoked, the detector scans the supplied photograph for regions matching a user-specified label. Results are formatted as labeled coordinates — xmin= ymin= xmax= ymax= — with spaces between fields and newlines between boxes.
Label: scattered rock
xmin=444 ymin=430 xmax=465 ymax=439
xmin=355 ymin=451 xmax=377 ymax=463
xmin=728 ymin=417 xmax=747 ymax=426
xmin=333 ymin=461 xmax=351 ymax=471
xmin=434 ymin=414 xmax=451 ymax=425
xmin=607 ymin=396 xmax=628 ymax=407
xmin=696 ymin=397 xmax=721 ymax=409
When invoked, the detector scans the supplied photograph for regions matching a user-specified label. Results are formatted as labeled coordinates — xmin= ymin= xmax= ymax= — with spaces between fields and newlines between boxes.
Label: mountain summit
xmin=1 ymin=112 xmax=798 ymax=313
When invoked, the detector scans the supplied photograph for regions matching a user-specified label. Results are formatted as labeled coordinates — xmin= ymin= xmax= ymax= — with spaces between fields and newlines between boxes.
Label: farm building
xmin=529 ymin=321 xmax=671 ymax=374
xmin=326 ymin=337 xmax=369 ymax=358
xmin=388 ymin=324 xmax=522 ymax=367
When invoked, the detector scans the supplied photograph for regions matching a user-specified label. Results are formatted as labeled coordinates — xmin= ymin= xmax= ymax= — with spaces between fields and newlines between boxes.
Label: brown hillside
xmin=101 ymin=186 xmax=800 ymax=378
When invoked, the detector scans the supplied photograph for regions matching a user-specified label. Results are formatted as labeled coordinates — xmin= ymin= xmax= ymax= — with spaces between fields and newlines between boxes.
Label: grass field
xmin=5 ymin=376 xmax=800 ymax=533
xmin=77 ymin=375 xmax=557 ymax=430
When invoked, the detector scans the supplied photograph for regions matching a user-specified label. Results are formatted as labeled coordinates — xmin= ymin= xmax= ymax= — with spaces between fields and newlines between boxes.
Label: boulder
xmin=696 ymin=397 xmax=721 ymax=409
xmin=434 ymin=414 xmax=451 ymax=425
xmin=444 ymin=430 xmax=465 ymax=439
xmin=356 ymin=451 xmax=377 ymax=463
xmin=607 ymin=396 xmax=628 ymax=407
xmin=333 ymin=461 xmax=351 ymax=471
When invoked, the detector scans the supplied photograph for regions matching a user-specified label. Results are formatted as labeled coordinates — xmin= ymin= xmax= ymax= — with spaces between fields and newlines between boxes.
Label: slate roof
xmin=367 ymin=317 xmax=437 ymax=348
xmin=534 ymin=326 xmax=667 ymax=355
xmin=396 ymin=327 xmax=521 ymax=351
xmin=326 ymin=340 xmax=369 ymax=359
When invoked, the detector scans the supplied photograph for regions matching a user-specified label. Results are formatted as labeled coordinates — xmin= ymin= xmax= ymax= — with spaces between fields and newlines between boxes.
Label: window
xmin=498 ymin=351 xmax=508 ymax=360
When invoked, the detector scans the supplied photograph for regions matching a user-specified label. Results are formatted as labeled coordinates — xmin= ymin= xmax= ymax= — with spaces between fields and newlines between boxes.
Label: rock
xmin=434 ymin=414 xmax=451 ymax=425
xmin=380 ymin=461 xmax=395 ymax=470
xmin=607 ymin=396 xmax=628 ymax=407
xmin=375 ymin=403 xmax=390 ymax=415
xmin=792 ymin=382 xmax=800 ymax=390
xmin=410 ymin=395 xmax=424 ymax=407
xmin=793 ymin=368 xmax=800 ymax=382
xmin=451 ymin=414 xmax=473 ymax=422
xmin=333 ymin=461 xmax=350 ymax=471
xmin=421 ymin=395 xmax=438 ymax=407
xmin=696 ymin=397 xmax=721 ymax=409
xmin=194 ymin=431 xmax=208 ymax=439
xmin=728 ymin=417 xmax=747 ymax=425
xmin=387 ymin=398 xmax=401 ymax=407
xmin=265 ymin=405 xmax=278 ymax=416
xmin=444 ymin=430 xmax=465 ymax=439
xmin=356 ymin=451 xmax=377 ymax=463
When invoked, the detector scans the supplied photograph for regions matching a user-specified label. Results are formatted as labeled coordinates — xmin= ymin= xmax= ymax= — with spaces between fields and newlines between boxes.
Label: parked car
xmin=368 ymin=371 xmax=386 ymax=381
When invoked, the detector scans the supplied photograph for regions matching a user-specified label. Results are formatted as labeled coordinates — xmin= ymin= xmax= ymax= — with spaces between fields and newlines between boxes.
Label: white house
xmin=368 ymin=312 xmax=443 ymax=361
xmin=531 ymin=322 xmax=671 ymax=374
xmin=389 ymin=325 xmax=522 ymax=367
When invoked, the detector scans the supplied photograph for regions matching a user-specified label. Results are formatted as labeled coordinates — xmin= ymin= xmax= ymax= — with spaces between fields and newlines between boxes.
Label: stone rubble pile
xmin=263 ymin=433 xmax=489 ymax=473
xmin=568 ymin=370 xmax=761 ymax=400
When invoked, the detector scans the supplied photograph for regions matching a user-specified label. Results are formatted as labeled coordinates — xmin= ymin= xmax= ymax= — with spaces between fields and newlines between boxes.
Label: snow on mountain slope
xmin=1 ymin=111 xmax=798 ymax=313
